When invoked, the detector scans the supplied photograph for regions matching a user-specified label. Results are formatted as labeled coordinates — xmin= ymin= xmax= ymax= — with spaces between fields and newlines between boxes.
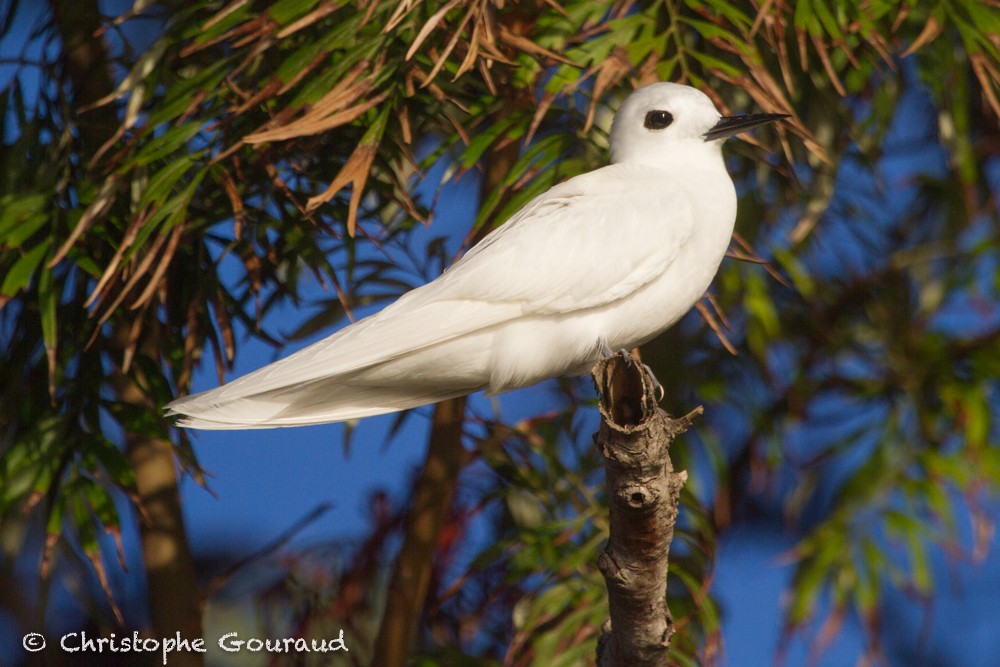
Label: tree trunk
xmin=47 ymin=0 xmax=118 ymax=154
xmin=109 ymin=342 xmax=203 ymax=664
xmin=592 ymin=351 xmax=698 ymax=667
xmin=372 ymin=95 xmax=526 ymax=667
xmin=124 ymin=433 xmax=204 ymax=666
xmin=372 ymin=396 xmax=468 ymax=666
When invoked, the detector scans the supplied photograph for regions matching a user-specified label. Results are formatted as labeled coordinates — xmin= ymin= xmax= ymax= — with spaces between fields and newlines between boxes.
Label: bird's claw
xmin=596 ymin=343 xmax=663 ymax=401
xmin=643 ymin=363 xmax=665 ymax=402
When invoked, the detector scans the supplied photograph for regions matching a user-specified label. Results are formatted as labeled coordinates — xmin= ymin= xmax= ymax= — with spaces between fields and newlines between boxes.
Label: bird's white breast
xmin=484 ymin=161 xmax=737 ymax=390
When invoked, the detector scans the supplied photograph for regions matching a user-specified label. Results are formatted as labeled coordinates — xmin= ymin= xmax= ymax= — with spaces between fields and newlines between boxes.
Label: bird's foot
xmin=592 ymin=346 xmax=665 ymax=404
xmin=643 ymin=363 xmax=665 ymax=402
xmin=616 ymin=349 xmax=665 ymax=402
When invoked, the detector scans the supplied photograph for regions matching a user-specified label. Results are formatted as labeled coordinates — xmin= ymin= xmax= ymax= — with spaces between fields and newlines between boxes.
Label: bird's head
xmin=609 ymin=82 xmax=788 ymax=167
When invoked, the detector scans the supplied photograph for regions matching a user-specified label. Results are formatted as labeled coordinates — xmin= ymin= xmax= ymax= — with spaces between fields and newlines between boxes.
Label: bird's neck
xmin=612 ymin=139 xmax=726 ymax=174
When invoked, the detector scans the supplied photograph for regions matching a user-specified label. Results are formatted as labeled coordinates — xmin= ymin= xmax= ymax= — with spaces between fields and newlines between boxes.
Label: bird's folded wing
xmin=432 ymin=163 xmax=695 ymax=313
xmin=167 ymin=164 xmax=694 ymax=409
xmin=168 ymin=296 xmax=523 ymax=408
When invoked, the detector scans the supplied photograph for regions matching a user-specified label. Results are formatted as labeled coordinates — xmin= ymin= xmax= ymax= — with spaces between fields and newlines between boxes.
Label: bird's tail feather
xmin=166 ymin=375 xmax=474 ymax=429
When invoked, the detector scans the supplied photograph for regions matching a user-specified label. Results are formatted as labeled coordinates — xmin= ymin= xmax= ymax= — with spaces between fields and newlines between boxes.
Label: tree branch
xmin=593 ymin=351 xmax=699 ymax=667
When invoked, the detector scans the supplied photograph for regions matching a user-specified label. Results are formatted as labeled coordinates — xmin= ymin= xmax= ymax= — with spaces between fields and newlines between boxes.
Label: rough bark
xmin=592 ymin=351 xmax=699 ymax=667
xmin=124 ymin=433 xmax=204 ymax=667
xmin=114 ymin=347 xmax=203 ymax=667
xmin=372 ymin=396 xmax=468 ymax=666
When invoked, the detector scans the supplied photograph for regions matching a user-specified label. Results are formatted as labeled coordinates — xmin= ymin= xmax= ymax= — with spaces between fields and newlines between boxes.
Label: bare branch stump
xmin=592 ymin=351 xmax=700 ymax=667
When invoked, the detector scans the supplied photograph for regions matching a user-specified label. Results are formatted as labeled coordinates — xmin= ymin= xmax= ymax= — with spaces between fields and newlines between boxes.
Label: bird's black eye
xmin=644 ymin=110 xmax=673 ymax=130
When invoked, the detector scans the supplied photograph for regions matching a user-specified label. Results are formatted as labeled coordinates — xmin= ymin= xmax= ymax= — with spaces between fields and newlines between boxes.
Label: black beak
xmin=703 ymin=113 xmax=790 ymax=141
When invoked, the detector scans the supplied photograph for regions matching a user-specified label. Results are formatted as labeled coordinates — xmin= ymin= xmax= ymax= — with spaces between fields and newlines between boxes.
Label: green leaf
xmin=1 ymin=240 xmax=49 ymax=296
xmin=38 ymin=251 xmax=57 ymax=389
xmin=793 ymin=0 xmax=824 ymax=36
xmin=854 ymin=538 xmax=883 ymax=614
xmin=906 ymin=527 xmax=932 ymax=596
xmin=268 ymin=0 xmax=321 ymax=26
xmin=187 ymin=2 xmax=251 ymax=43
xmin=133 ymin=123 xmax=203 ymax=167
xmin=689 ymin=50 xmax=742 ymax=79
xmin=147 ymin=61 xmax=229 ymax=127
xmin=459 ymin=114 xmax=521 ymax=169
xmin=0 ymin=193 xmax=48 ymax=246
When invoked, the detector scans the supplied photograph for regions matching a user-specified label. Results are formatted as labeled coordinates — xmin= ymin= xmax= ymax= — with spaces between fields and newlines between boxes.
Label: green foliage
xmin=1 ymin=0 xmax=999 ymax=664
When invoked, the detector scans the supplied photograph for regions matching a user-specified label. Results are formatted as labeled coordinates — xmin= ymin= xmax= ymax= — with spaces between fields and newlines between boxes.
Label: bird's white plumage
xmin=167 ymin=83 xmax=770 ymax=429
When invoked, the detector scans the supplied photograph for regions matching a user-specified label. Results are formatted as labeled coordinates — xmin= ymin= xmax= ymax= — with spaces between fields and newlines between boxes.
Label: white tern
xmin=167 ymin=82 xmax=787 ymax=429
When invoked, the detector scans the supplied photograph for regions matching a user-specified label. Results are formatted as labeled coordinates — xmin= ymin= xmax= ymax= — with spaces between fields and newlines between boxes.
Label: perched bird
xmin=167 ymin=83 xmax=787 ymax=429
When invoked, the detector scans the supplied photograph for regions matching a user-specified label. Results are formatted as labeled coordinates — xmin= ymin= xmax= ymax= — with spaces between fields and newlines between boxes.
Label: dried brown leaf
xmin=704 ymin=292 xmax=731 ymax=330
xmin=867 ymin=28 xmax=896 ymax=68
xmin=891 ymin=3 xmax=910 ymax=32
xmin=220 ymin=170 xmax=245 ymax=240
xmin=40 ymin=532 xmax=58 ymax=579
xmin=809 ymin=33 xmax=846 ymax=96
xmin=120 ymin=313 xmax=144 ymax=374
xmin=203 ymin=0 xmax=249 ymax=30
xmin=276 ymin=1 xmax=340 ymax=38
xmin=425 ymin=4 xmax=477 ymax=84
xmin=731 ymin=232 xmax=791 ymax=287
xmin=750 ymin=0 xmax=778 ymax=38
xmin=454 ymin=11 xmax=482 ymax=78
xmin=540 ymin=0 xmax=569 ymax=17
xmin=498 ymin=23 xmax=579 ymax=66
xmin=406 ymin=0 xmax=461 ymax=60
xmin=585 ymin=48 xmax=630 ymax=132
xmin=899 ymin=15 xmax=944 ymax=58
xmin=229 ymin=78 xmax=283 ymax=117
xmin=971 ymin=52 xmax=1000 ymax=122
xmin=232 ymin=22 xmax=276 ymax=49
xmin=796 ymin=27 xmax=809 ymax=72
xmin=525 ymin=90 xmax=558 ymax=147
xmin=242 ymin=61 xmax=377 ymax=142
xmin=399 ymin=104 xmax=413 ymax=144
xmin=130 ymin=224 xmax=185 ymax=311
xmin=384 ymin=0 xmax=423 ymax=33
xmin=106 ymin=525 xmax=127 ymax=572
xmin=773 ymin=23 xmax=797 ymax=97
xmin=278 ymin=51 xmax=327 ymax=95
xmin=111 ymin=222 xmax=169 ymax=311
xmin=49 ymin=176 xmax=121 ymax=267
xmin=306 ymin=142 xmax=379 ymax=236
xmin=696 ymin=300 xmax=737 ymax=355
xmin=477 ymin=58 xmax=497 ymax=96
xmin=181 ymin=14 xmax=270 ymax=58
xmin=808 ymin=605 xmax=845 ymax=665
xmin=85 ymin=212 xmax=145 ymax=308
xmin=177 ymin=88 xmax=209 ymax=125
xmin=245 ymin=90 xmax=388 ymax=143
xmin=88 ymin=227 xmax=169 ymax=345
xmin=210 ymin=289 xmax=236 ymax=363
